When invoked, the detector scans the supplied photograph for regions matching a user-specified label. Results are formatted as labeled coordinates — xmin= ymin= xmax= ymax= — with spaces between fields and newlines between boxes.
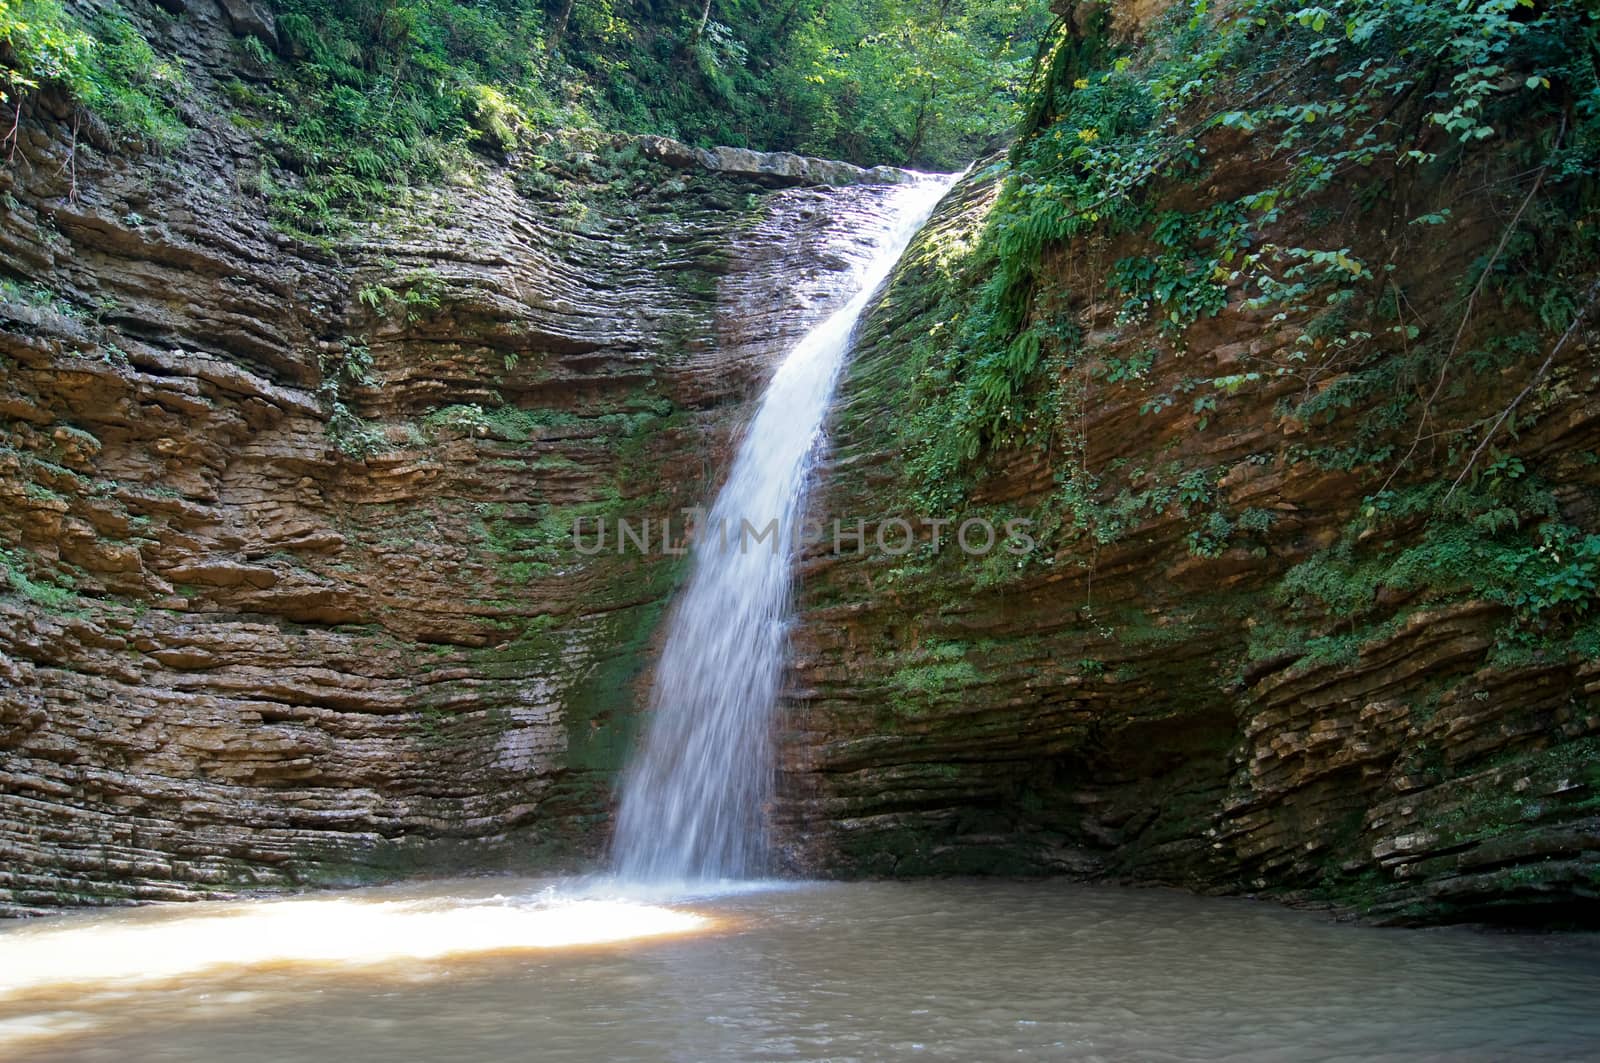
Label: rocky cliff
xmin=779 ymin=84 xmax=1600 ymax=924
xmin=0 ymin=0 xmax=916 ymax=913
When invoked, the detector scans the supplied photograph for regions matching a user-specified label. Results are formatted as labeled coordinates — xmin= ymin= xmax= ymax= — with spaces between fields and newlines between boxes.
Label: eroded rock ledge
xmin=634 ymin=135 xmax=922 ymax=188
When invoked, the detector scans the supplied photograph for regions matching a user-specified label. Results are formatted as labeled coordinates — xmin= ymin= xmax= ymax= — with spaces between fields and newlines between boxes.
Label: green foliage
xmin=77 ymin=9 xmax=185 ymax=148
xmin=0 ymin=0 xmax=92 ymax=101
xmin=194 ymin=0 xmax=1053 ymax=231
xmin=780 ymin=0 xmax=1052 ymax=168
xmin=316 ymin=340 xmax=385 ymax=458
xmin=0 ymin=1 xmax=186 ymax=150
xmin=460 ymin=82 xmax=525 ymax=155
xmin=1001 ymin=0 xmax=1583 ymax=440
xmin=473 ymin=490 xmax=628 ymax=584
xmin=2 ymin=1 xmax=1052 ymax=228
xmin=1490 ymin=528 xmax=1600 ymax=624
xmin=1186 ymin=509 xmax=1235 ymax=559
xmin=0 ymin=546 xmax=76 ymax=608
xmin=358 ymin=267 xmax=445 ymax=323
xmin=244 ymin=0 xmax=555 ymax=230
xmin=890 ymin=0 xmax=1599 ymax=581
xmin=888 ymin=639 xmax=979 ymax=713
xmin=1259 ymin=477 xmax=1600 ymax=664
xmin=0 ymin=276 xmax=77 ymax=316
xmin=422 ymin=396 xmax=673 ymax=444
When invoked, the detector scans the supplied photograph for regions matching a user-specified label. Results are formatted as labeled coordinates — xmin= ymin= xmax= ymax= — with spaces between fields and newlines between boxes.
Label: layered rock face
xmin=0 ymin=2 xmax=915 ymax=912
xmin=779 ymin=157 xmax=1600 ymax=925
xmin=4 ymin=2 xmax=1594 ymax=929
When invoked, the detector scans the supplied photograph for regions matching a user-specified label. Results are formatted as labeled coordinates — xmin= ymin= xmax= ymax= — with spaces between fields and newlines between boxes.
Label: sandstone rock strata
xmin=0 ymin=4 xmax=918 ymax=913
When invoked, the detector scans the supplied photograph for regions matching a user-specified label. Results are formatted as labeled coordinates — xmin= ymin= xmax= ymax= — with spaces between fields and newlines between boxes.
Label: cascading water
xmin=611 ymin=175 xmax=956 ymax=883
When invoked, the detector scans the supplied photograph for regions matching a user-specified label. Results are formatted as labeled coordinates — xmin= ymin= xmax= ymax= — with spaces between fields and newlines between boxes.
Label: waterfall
xmin=611 ymin=175 xmax=956 ymax=883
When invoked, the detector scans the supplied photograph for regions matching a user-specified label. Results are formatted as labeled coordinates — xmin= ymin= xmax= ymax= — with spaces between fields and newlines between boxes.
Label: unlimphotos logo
xmin=573 ymin=509 xmax=1036 ymax=558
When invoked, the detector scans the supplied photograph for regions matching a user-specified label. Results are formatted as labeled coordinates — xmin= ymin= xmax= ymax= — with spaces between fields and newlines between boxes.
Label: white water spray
xmin=611 ymin=176 xmax=955 ymax=882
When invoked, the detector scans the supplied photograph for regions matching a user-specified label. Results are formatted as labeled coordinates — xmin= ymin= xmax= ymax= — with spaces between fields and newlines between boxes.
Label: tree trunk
xmin=549 ymin=0 xmax=576 ymax=53
xmin=903 ymin=0 xmax=954 ymax=165
xmin=906 ymin=91 xmax=933 ymax=164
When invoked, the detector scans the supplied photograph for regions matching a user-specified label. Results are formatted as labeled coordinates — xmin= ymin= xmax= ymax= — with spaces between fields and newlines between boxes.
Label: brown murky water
xmin=2 ymin=877 xmax=1596 ymax=1062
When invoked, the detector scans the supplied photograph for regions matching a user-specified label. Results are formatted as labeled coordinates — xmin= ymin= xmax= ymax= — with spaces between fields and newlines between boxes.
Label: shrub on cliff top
xmin=0 ymin=0 xmax=93 ymax=103
xmin=907 ymin=0 xmax=1599 ymax=480
xmin=0 ymin=0 xmax=185 ymax=153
